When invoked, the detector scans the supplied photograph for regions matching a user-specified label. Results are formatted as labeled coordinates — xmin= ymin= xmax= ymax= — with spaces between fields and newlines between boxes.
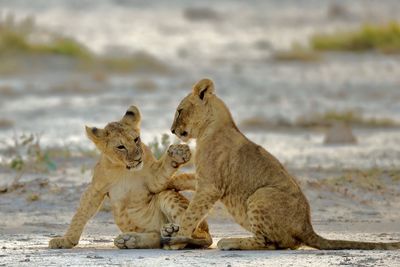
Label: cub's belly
xmin=111 ymin=195 xmax=167 ymax=233
xmin=108 ymin=177 xmax=167 ymax=233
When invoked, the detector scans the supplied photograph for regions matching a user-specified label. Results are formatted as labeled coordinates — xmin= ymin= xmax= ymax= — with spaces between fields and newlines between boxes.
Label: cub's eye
xmin=134 ymin=137 xmax=140 ymax=143
xmin=117 ymin=145 xmax=126 ymax=150
xmin=175 ymin=109 xmax=183 ymax=119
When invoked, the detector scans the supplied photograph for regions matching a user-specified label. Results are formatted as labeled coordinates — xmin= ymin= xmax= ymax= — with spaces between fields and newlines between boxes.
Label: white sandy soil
xmin=1 ymin=165 xmax=400 ymax=267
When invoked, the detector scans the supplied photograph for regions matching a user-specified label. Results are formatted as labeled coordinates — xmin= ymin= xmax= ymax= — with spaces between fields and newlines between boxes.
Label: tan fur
xmin=165 ymin=78 xmax=400 ymax=250
xmin=49 ymin=106 xmax=212 ymax=249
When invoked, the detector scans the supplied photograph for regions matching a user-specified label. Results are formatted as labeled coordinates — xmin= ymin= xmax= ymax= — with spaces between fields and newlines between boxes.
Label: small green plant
xmin=6 ymin=133 xmax=57 ymax=172
xmin=80 ymin=163 xmax=90 ymax=174
xmin=311 ymin=22 xmax=400 ymax=54
xmin=10 ymin=156 xmax=24 ymax=171
xmin=148 ymin=133 xmax=171 ymax=159
xmin=26 ymin=192 xmax=40 ymax=202
xmin=32 ymin=37 xmax=92 ymax=59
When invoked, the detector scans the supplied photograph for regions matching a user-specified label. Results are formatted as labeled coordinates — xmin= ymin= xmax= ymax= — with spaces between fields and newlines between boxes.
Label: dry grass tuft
xmin=273 ymin=44 xmax=322 ymax=62
xmin=311 ymin=22 xmax=400 ymax=54
xmin=97 ymin=52 xmax=171 ymax=74
xmin=297 ymin=110 xmax=398 ymax=128
xmin=26 ymin=193 xmax=40 ymax=202
xmin=0 ymin=14 xmax=172 ymax=74
xmin=0 ymin=14 xmax=91 ymax=58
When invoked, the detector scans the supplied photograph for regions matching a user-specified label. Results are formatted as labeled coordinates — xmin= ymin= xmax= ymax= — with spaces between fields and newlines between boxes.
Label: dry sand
xmin=1 ymin=166 xmax=399 ymax=267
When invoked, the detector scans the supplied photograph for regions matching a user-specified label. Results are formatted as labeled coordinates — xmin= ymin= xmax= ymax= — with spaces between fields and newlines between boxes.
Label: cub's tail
xmin=301 ymin=230 xmax=400 ymax=250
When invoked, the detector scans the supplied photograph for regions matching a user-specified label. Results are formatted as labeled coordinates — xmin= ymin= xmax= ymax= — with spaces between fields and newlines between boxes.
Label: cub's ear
xmin=121 ymin=105 xmax=141 ymax=129
xmin=85 ymin=126 xmax=106 ymax=144
xmin=192 ymin=78 xmax=215 ymax=101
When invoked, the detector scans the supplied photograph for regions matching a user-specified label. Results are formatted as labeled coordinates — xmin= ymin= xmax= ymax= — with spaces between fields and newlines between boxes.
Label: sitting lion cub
xmin=49 ymin=105 xmax=212 ymax=249
xmin=163 ymin=78 xmax=400 ymax=250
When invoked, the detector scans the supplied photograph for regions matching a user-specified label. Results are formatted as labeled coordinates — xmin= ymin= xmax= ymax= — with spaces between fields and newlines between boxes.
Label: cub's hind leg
xmin=114 ymin=232 xmax=161 ymax=249
xmin=217 ymin=204 xmax=280 ymax=251
xmin=247 ymin=187 xmax=303 ymax=250
xmin=158 ymin=190 xmax=212 ymax=248
xmin=217 ymin=202 xmax=279 ymax=250
xmin=219 ymin=186 xmax=304 ymax=251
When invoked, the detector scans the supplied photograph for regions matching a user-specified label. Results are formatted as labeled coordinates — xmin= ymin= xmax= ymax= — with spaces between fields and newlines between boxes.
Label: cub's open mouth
xmin=175 ymin=130 xmax=189 ymax=142
xmin=126 ymin=160 xmax=143 ymax=170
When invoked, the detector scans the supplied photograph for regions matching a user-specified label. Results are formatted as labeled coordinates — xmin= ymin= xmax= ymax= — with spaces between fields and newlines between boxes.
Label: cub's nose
xmin=171 ymin=128 xmax=176 ymax=134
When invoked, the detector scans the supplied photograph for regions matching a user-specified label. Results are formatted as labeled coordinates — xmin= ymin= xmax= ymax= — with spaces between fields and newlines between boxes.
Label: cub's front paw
xmin=161 ymin=223 xmax=186 ymax=250
xmin=49 ymin=237 xmax=76 ymax=249
xmin=167 ymin=144 xmax=191 ymax=168
xmin=161 ymin=223 xmax=180 ymax=238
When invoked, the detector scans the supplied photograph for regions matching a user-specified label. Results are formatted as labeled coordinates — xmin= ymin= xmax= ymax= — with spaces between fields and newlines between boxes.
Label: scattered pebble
xmin=86 ymin=255 xmax=104 ymax=259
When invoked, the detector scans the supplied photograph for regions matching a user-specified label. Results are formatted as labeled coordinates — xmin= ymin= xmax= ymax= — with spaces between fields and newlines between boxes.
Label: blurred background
xmin=1 ymin=0 xmax=400 ymax=250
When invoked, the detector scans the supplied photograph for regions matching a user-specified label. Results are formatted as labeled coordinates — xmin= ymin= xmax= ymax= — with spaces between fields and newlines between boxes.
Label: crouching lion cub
xmin=163 ymin=78 xmax=400 ymax=250
xmin=49 ymin=105 xmax=212 ymax=249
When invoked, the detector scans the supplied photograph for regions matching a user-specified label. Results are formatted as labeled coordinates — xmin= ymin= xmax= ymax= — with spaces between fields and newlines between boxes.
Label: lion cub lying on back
xmin=49 ymin=105 xmax=212 ymax=249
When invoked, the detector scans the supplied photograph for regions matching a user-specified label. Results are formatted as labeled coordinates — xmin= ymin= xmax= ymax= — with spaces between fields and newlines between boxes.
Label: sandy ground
xmin=1 ymin=164 xmax=400 ymax=267
xmin=1 ymin=223 xmax=400 ymax=267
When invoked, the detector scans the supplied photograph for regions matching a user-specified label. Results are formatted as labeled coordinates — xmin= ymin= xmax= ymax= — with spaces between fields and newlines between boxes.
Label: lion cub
xmin=163 ymin=78 xmax=400 ymax=250
xmin=49 ymin=105 xmax=212 ymax=249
